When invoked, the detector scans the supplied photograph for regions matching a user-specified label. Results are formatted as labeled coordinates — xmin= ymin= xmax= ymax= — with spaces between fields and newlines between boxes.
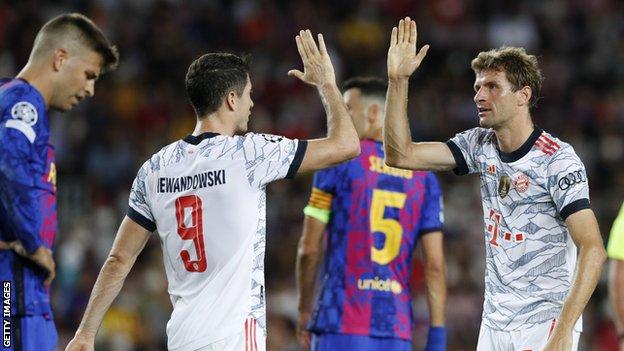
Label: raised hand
xmin=288 ymin=30 xmax=336 ymax=87
xmin=387 ymin=17 xmax=430 ymax=80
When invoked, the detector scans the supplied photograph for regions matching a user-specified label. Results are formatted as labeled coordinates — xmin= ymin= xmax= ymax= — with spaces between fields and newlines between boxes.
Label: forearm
xmin=425 ymin=264 xmax=446 ymax=326
xmin=296 ymin=251 xmax=322 ymax=313
xmin=318 ymin=82 xmax=359 ymax=156
xmin=557 ymin=243 xmax=606 ymax=329
xmin=74 ymin=255 xmax=135 ymax=338
xmin=384 ymin=77 xmax=412 ymax=166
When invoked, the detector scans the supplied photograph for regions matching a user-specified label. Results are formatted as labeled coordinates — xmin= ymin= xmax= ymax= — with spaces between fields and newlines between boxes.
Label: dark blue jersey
xmin=0 ymin=78 xmax=57 ymax=316
xmin=305 ymin=139 xmax=444 ymax=340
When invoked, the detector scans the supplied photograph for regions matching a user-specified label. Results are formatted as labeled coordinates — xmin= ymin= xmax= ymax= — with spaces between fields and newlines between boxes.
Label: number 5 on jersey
xmin=175 ymin=195 xmax=207 ymax=272
xmin=370 ymin=189 xmax=407 ymax=265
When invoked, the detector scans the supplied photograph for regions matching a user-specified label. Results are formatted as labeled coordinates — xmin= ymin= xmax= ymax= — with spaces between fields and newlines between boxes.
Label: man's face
xmin=473 ymin=69 xmax=520 ymax=129
xmin=51 ymin=49 xmax=103 ymax=112
xmin=234 ymin=76 xmax=254 ymax=134
xmin=343 ymin=88 xmax=368 ymax=139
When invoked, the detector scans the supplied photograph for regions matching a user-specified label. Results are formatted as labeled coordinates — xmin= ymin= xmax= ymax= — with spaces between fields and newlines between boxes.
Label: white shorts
xmin=196 ymin=317 xmax=266 ymax=351
xmin=476 ymin=319 xmax=581 ymax=351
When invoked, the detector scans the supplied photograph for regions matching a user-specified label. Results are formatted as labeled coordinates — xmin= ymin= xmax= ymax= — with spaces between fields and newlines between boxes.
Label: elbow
xmin=425 ymin=260 xmax=446 ymax=278
xmin=384 ymin=154 xmax=401 ymax=168
xmin=336 ymin=139 xmax=361 ymax=161
xmin=297 ymin=241 xmax=322 ymax=258
xmin=597 ymin=245 xmax=608 ymax=265
xmin=104 ymin=253 xmax=133 ymax=276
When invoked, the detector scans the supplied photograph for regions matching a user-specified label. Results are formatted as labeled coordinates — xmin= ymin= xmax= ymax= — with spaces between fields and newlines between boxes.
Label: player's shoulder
xmin=455 ymin=127 xmax=496 ymax=146
xmin=535 ymin=130 xmax=578 ymax=162
xmin=138 ymin=139 xmax=186 ymax=175
xmin=0 ymin=78 xmax=45 ymax=114
xmin=0 ymin=79 xmax=47 ymax=144
xmin=241 ymin=132 xmax=290 ymax=144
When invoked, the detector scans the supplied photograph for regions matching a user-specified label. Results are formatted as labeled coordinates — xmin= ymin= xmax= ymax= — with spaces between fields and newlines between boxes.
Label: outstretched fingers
xmin=390 ymin=26 xmax=398 ymax=47
xmin=295 ymin=34 xmax=308 ymax=62
xmin=397 ymin=19 xmax=405 ymax=43
xmin=318 ymin=33 xmax=327 ymax=56
xmin=409 ymin=19 xmax=417 ymax=45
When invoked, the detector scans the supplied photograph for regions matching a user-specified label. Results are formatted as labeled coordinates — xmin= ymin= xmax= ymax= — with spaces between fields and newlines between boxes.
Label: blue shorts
xmin=311 ymin=333 xmax=411 ymax=351
xmin=3 ymin=315 xmax=57 ymax=351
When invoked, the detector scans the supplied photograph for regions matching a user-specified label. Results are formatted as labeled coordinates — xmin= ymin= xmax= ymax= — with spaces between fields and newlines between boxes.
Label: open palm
xmin=387 ymin=17 xmax=429 ymax=79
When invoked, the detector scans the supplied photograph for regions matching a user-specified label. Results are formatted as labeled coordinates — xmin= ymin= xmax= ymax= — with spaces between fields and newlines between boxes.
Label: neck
xmin=193 ymin=112 xmax=237 ymax=136
xmin=493 ymin=112 xmax=534 ymax=153
xmin=17 ymin=62 xmax=52 ymax=108
xmin=367 ymin=127 xmax=383 ymax=141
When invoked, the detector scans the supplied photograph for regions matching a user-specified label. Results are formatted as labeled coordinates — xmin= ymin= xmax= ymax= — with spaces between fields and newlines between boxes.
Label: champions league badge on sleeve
xmin=498 ymin=174 xmax=511 ymax=198
xmin=11 ymin=101 xmax=38 ymax=125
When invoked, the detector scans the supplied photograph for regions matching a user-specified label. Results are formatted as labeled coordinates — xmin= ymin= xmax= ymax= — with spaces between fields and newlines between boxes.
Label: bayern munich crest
xmin=11 ymin=101 xmax=38 ymax=126
xmin=513 ymin=173 xmax=530 ymax=193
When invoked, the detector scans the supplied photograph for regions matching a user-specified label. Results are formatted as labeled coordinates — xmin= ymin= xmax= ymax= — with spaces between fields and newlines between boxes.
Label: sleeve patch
xmin=11 ymin=101 xmax=38 ymax=125
xmin=308 ymin=187 xmax=333 ymax=210
xmin=5 ymin=119 xmax=36 ymax=143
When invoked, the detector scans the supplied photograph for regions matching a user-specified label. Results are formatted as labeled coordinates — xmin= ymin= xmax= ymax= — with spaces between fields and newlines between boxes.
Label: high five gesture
xmin=387 ymin=17 xmax=430 ymax=80
xmin=289 ymin=30 xmax=336 ymax=87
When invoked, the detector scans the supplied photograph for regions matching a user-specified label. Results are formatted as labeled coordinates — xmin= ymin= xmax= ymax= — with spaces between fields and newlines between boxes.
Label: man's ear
xmin=226 ymin=91 xmax=237 ymax=111
xmin=52 ymin=48 xmax=69 ymax=72
xmin=517 ymin=86 xmax=532 ymax=107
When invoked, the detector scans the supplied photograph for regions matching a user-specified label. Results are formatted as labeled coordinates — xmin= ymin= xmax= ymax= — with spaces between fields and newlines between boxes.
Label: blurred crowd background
xmin=2 ymin=0 xmax=624 ymax=350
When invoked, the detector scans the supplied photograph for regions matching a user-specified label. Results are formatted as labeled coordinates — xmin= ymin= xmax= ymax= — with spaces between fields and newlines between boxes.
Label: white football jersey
xmin=447 ymin=127 xmax=589 ymax=332
xmin=127 ymin=132 xmax=306 ymax=350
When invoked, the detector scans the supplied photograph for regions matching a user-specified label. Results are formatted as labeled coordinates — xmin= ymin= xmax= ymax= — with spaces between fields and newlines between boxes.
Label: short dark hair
xmin=341 ymin=76 xmax=387 ymax=99
xmin=471 ymin=46 xmax=543 ymax=109
xmin=185 ymin=53 xmax=250 ymax=118
xmin=35 ymin=13 xmax=119 ymax=72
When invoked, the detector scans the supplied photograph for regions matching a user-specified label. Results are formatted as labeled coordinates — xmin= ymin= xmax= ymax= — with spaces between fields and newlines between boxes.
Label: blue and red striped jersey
xmin=306 ymin=139 xmax=443 ymax=340
xmin=0 ymin=78 xmax=57 ymax=316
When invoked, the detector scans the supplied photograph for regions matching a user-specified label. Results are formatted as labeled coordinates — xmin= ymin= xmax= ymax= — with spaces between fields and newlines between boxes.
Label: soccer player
xmin=608 ymin=204 xmax=624 ymax=350
xmin=0 ymin=13 xmax=118 ymax=351
xmin=383 ymin=17 xmax=606 ymax=351
xmin=296 ymin=76 xmax=446 ymax=351
xmin=65 ymin=30 xmax=360 ymax=351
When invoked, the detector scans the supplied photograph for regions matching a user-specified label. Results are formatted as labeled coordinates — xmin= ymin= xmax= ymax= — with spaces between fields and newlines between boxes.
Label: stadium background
xmin=2 ymin=0 xmax=623 ymax=350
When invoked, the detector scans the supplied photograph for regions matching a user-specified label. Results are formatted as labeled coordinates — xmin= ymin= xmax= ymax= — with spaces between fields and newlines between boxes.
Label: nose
xmin=474 ymin=87 xmax=486 ymax=103
xmin=85 ymin=80 xmax=95 ymax=97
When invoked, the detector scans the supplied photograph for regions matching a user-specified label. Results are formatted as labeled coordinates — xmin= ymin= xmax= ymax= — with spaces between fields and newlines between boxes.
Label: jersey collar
xmin=183 ymin=132 xmax=221 ymax=145
xmin=497 ymin=127 xmax=543 ymax=163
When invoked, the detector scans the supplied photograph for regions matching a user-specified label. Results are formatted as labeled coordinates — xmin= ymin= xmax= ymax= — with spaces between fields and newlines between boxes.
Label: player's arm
xmin=544 ymin=209 xmax=606 ymax=351
xmin=288 ymin=30 xmax=360 ymax=173
xmin=66 ymin=216 xmax=151 ymax=350
xmin=421 ymin=232 xmax=446 ymax=327
xmin=296 ymin=214 xmax=326 ymax=349
xmin=383 ymin=17 xmax=456 ymax=171
xmin=0 ymin=126 xmax=55 ymax=285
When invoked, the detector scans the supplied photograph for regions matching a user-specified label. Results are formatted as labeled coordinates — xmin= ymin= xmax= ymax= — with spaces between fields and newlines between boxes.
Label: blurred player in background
xmin=296 ymin=76 xmax=446 ymax=351
xmin=65 ymin=30 xmax=360 ymax=351
xmin=608 ymin=203 xmax=624 ymax=350
xmin=0 ymin=13 xmax=118 ymax=351
xmin=383 ymin=17 xmax=606 ymax=351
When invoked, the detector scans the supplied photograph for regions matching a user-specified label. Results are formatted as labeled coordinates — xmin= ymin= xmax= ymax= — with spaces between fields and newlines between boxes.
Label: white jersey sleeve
xmin=446 ymin=127 xmax=492 ymax=175
xmin=546 ymin=144 xmax=590 ymax=220
xmin=127 ymin=158 xmax=156 ymax=231
xmin=240 ymin=133 xmax=307 ymax=188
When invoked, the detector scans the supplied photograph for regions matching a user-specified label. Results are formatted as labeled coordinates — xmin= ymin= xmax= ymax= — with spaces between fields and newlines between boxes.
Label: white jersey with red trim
xmin=127 ymin=132 xmax=306 ymax=350
xmin=447 ymin=127 xmax=589 ymax=331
